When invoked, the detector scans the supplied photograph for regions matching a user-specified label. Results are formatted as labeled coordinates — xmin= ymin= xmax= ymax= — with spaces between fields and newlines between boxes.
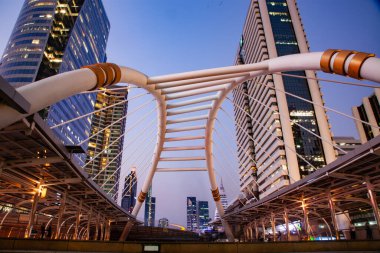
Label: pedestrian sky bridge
xmin=0 ymin=50 xmax=380 ymax=241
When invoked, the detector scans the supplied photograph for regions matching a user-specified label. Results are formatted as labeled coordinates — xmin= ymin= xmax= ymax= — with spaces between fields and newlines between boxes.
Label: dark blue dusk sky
xmin=0 ymin=0 xmax=379 ymax=226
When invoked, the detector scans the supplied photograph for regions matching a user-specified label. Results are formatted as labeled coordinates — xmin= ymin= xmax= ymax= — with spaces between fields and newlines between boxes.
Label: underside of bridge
xmin=0 ymin=77 xmax=136 ymax=240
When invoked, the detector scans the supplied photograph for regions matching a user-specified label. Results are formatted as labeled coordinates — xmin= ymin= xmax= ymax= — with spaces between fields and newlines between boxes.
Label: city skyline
xmin=0 ymin=0 xmax=379 ymax=228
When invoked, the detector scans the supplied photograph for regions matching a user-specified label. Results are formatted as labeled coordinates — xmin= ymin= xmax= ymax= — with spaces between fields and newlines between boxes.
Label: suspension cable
xmin=113 ymin=153 xmax=154 ymax=200
xmin=83 ymin=105 xmax=157 ymax=167
xmin=212 ymin=135 xmax=256 ymax=202
xmin=254 ymin=79 xmax=380 ymax=130
xmin=91 ymin=118 xmax=156 ymax=180
xmin=212 ymin=153 xmax=249 ymax=203
xmin=113 ymin=156 xmax=154 ymax=200
xmin=220 ymin=105 xmax=317 ymax=178
xmin=79 ymin=85 xmax=139 ymax=94
xmin=104 ymin=128 xmax=157 ymax=193
xmin=274 ymin=72 xmax=380 ymax=89
xmin=51 ymin=92 xmax=148 ymax=129
xmin=215 ymin=119 xmax=284 ymax=196
xmin=78 ymin=99 xmax=155 ymax=146
xmin=230 ymin=90 xmax=347 ymax=155
xmin=100 ymin=128 xmax=157 ymax=188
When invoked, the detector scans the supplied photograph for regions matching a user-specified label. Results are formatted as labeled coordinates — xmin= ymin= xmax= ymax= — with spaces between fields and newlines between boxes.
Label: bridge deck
xmin=0 ymin=238 xmax=379 ymax=253
xmin=224 ymin=134 xmax=380 ymax=239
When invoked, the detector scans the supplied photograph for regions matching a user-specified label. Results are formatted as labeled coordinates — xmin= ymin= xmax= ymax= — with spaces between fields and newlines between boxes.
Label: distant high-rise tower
xmin=0 ymin=0 xmax=110 ymax=164
xmin=352 ymin=90 xmax=380 ymax=143
xmin=121 ymin=168 xmax=137 ymax=212
xmin=333 ymin=136 xmax=361 ymax=156
xmin=85 ymin=90 xmax=128 ymax=198
xmin=214 ymin=180 xmax=228 ymax=220
xmin=197 ymin=201 xmax=209 ymax=230
xmin=233 ymin=0 xmax=335 ymax=200
xmin=158 ymin=218 xmax=169 ymax=228
xmin=186 ymin=197 xmax=197 ymax=231
xmin=144 ymin=186 xmax=156 ymax=227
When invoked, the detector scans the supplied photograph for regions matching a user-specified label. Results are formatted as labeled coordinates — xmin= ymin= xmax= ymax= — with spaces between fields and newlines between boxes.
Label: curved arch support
xmin=1 ymin=50 xmax=379 ymax=242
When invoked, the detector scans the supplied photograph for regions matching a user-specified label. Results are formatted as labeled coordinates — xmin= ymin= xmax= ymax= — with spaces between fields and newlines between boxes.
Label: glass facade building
xmin=0 ymin=0 xmax=110 ymax=165
xmin=197 ymin=201 xmax=209 ymax=230
xmin=233 ymin=0 xmax=334 ymax=199
xmin=352 ymin=90 xmax=380 ymax=143
xmin=85 ymin=91 xmax=128 ymax=199
xmin=121 ymin=168 xmax=137 ymax=212
xmin=144 ymin=187 xmax=156 ymax=227
xmin=186 ymin=197 xmax=197 ymax=231
xmin=158 ymin=218 xmax=169 ymax=228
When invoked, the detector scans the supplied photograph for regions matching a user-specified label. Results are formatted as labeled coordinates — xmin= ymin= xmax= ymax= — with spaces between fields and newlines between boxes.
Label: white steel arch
xmin=0 ymin=50 xmax=379 ymax=241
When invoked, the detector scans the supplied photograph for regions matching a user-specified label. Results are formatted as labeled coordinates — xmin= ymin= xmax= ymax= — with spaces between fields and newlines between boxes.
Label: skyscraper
xmin=0 ymin=0 xmax=110 ymax=163
xmin=197 ymin=201 xmax=209 ymax=230
xmin=158 ymin=218 xmax=169 ymax=228
xmin=121 ymin=167 xmax=137 ymax=212
xmin=214 ymin=180 xmax=228 ymax=221
xmin=144 ymin=186 xmax=156 ymax=227
xmin=186 ymin=197 xmax=197 ymax=231
xmin=233 ymin=0 xmax=335 ymax=200
xmin=85 ymin=90 xmax=128 ymax=198
xmin=333 ymin=136 xmax=361 ymax=156
xmin=352 ymin=90 xmax=380 ymax=143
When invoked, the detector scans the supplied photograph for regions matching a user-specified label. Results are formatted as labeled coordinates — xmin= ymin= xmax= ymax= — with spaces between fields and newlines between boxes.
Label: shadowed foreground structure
xmin=0 ymin=238 xmax=380 ymax=253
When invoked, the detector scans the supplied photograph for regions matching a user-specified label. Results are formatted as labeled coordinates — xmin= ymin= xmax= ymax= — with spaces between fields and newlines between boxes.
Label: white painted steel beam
xmin=166 ymin=95 xmax=218 ymax=109
xmin=147 ymin=61 xmax=268 ymax=84
xmin=165 ymin=136 xmax=205 ymax=142
xmin=161 ymin=79 xmax=233 ymax=94
xmin=156 ymin=168 xmax=208 ymax=172
xmin=162 ymin=146 xmax=205 ymax=151
xmin=164 ymin=84 xmax=227 ymax=100
xmin=166 ymin=125 xmax=206 ymax=133
xmin=160 ymin=157 xmax=205 ymax=161
xmin=155 ymin=72 xmax=249 ymax=89
xmin=167 ymin=104 xmax=212 ymax=116
xmin=167 ymin=115 xmax=208 ymax=124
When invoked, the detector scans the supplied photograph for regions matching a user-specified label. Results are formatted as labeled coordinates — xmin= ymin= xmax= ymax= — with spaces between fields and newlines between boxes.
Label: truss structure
xmin=0 ymin=50 xmax=379 ymax=241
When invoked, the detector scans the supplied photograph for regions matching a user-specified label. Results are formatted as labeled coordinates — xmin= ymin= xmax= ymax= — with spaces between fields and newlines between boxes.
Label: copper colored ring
xmin=320 ymin=49 xmax=340 ymax=73
xmin=107 ymin=63 xmax=122 ymax=85
xmin=333 ymin=50 xmax=356 ymax=76
xmin=347 ymin=52 xmax=375 ymax=79
xmin=97 ymin=63 xmax=114 ymax=87
xmin=211 ymin=188 xmax=220 ymax=201
xmin=137 ymin=191 xmax=147 ymax=202
xmin=82 ymin=65 xmax=106 ymax=90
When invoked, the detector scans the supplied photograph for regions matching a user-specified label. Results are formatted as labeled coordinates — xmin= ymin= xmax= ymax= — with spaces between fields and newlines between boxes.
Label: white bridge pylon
xmin=0 ymin=50 xmax=379 ymax=241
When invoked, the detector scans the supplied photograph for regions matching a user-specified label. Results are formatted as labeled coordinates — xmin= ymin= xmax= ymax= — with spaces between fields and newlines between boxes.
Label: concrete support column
xmin=248 ymin=225 xmax=253 ymax=242
xmin=73 ymin=200 xmax=82 ymax=240
xmin=100 ymin=219 xmax=104 ymax=241
xmin=25 ymin=190 xmax=40 ymax=238
xmin=254 ymin=220 xmax=259 ymax=241
xmin=284 ymin=208 xmax=290 ymax=241
xmin=271 ymin=212 xmax=277 ymax=241
xmin=261 ymin=220 xmax=266 ymax=241
xmin=366 ymin=177 xmax=380 ymax=230
xmin=94 ymin=213 xmax=100 ymax=240
xmin=326 ymin=191 xmax=340 ymax=240
xmin=105 ymin=219 xmax=110 ymax=241
xmin=86 ymin=208 xmax=92 ymax=240
xmin=54 ymin=191 xmax=66 ymax=239
xmin=301 ymin=199 xmax=310 ymax=238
